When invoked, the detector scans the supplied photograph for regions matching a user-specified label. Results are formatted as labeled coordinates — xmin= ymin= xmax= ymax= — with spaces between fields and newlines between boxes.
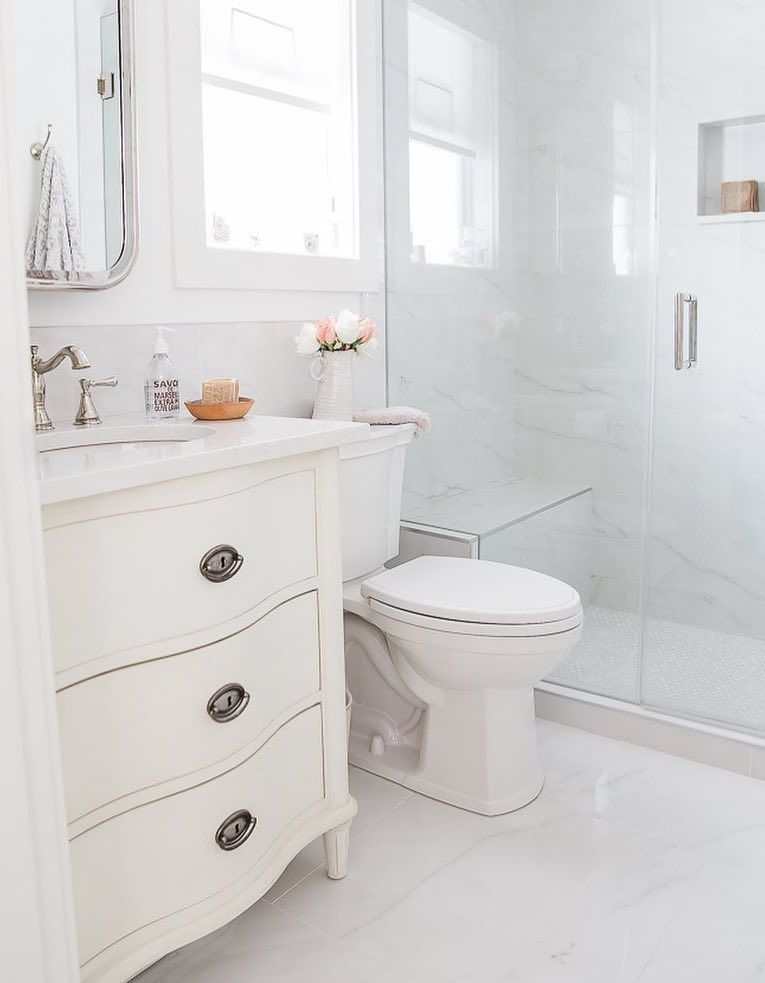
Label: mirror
xmin=25 ymin=0 xmax=137 ymax=289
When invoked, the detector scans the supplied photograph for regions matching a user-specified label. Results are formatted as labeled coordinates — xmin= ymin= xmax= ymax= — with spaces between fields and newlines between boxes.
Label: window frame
xmin=167 ymin=0 xmax=379 ymax=292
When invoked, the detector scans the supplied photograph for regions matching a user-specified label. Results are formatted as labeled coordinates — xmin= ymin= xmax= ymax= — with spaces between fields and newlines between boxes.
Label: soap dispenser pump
xmin=144 ymin=326 xmax=180 ymax=420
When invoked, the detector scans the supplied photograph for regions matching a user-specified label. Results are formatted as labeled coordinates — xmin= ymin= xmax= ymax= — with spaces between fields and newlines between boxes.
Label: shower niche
xmin=698 ymin=115 xmax=765 ymax=222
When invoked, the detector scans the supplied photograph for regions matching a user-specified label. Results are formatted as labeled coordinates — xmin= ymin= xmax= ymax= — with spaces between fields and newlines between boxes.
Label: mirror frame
xmin=27 ymin=0 xmax=139 ymax=291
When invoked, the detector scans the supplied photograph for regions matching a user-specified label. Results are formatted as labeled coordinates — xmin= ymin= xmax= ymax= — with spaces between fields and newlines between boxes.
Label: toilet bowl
xmin=340 ymin=427 xmax=583 ymax=815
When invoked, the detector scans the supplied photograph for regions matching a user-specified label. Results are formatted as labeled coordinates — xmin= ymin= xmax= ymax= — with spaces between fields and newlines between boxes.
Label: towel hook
xmin=30 ymin=124 xmax=52 ymax=161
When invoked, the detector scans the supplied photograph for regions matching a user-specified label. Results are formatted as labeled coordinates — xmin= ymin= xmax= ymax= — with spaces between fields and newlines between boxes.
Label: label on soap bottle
xmin=145 ymin=378 xmax=180 ymax=418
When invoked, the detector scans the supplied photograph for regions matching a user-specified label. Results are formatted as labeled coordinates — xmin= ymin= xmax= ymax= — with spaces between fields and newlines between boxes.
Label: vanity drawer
xmin=72 ymin=706 xmax=324 ymax=967
xmin=45 ymin=468 xmax=317 ymax=675
xmin=58 ymin=591 xmax=321 ymax=826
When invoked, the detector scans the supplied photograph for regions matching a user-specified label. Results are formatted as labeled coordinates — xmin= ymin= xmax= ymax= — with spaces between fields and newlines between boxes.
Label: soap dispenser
xmin=144 ymin=326 xmax=180 ymax=420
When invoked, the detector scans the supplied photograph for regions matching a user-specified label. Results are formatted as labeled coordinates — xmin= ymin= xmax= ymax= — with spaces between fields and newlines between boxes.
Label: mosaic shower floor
xmin=551 ymin=605 xmax=765 ymax=734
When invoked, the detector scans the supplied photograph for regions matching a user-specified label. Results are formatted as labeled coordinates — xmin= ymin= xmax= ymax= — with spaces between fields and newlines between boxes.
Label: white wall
xmin=19 ymin=0 xmax=386 ymax=420
xmin=9 ymin=0 xmax=80 ymax=230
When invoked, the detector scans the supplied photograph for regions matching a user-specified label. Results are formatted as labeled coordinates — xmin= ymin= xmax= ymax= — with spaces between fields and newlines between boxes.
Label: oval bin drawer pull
xmin=207 ymin=683 xmax=250 ymax=723
xmin=200 ymin=545 xmax=244 ymax=583
xmin=215 ymin=809 xmax=256 ymax=851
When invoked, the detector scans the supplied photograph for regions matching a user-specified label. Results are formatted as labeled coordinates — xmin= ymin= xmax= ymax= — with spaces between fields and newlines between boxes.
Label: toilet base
xmin=349 ymin=687 xmax=545 ymax=816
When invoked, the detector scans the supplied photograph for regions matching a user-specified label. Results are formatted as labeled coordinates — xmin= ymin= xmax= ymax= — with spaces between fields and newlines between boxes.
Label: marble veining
xmin=386 ymin=0 xmax=765 ymax=735
xmin=135 ymin=722 xmax=765 ymax=983
xmin=403 ymin=478 xmax=592 ymax=538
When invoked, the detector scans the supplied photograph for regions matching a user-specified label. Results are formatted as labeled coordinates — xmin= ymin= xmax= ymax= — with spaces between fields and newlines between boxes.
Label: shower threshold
xmin=535 ymin=681 xmax=765 ymax=782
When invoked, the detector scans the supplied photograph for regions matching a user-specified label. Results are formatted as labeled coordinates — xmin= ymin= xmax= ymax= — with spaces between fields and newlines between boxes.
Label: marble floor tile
xmin=134 ymin=733 xmax=765 ymax=983
xmin=275 ymin=794 xmax=701 ymax=983
xmin=134 ymin=901 xmax=423 ymax=983
xmin=638 ymin=861 xmax=765 ymax=983
xmin=264 ymin=770 xmax=412 ymax=903
xmin=539 ymin=721 xmax=765 ymax=873
xmin=272 ymin=791 xmax=572 ymax=941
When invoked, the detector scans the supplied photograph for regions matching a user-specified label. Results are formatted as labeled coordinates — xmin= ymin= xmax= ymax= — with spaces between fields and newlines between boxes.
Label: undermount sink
xmin=36 ymin=412 xmax=367 ymax=506
xmin=36 ymin=423 xmax=218 ymax=484
xmin=37 ymin=423 xmax=215 ymax=456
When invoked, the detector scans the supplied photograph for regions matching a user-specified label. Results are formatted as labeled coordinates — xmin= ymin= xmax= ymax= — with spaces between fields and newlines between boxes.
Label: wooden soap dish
xmin=185 ymin=397 xmax=254 ymax=421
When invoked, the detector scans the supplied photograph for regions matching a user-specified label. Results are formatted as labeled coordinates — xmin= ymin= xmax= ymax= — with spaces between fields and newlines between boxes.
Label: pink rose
xmin=315 ymin=317 xmax=337 ymax=347
xmin=358 ymin=317 xmax=376 ymax=344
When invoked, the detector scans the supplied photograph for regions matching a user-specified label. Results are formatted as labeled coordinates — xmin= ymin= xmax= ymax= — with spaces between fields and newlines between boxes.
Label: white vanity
xmin=38 ymin=414 xmax=366 ymax=982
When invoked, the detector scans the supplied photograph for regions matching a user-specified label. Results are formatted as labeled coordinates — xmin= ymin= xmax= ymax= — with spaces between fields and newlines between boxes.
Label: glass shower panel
xmin=384 ymin=0 xmax=655 ymax=704
xmin=510 ymin=0 xmax=655 ymax=702
xmin=642 ymin=0 xmax=765 ymax=732
xmin=384 ymin=0 xmax=508 ymax=509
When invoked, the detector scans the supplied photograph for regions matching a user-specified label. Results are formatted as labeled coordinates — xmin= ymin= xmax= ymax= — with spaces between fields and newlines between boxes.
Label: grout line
xmin=266 ymin=898 xmax=418 ymax=979
xmin=633 ymin=861 xmax=707 ymax=982
xmin=269 ymin=781 xmax=414 ymax=904
xmin=266 ymin=857 xmax=326 ymax=905
xmin=265 ymin=898 xmax=345 ymax=944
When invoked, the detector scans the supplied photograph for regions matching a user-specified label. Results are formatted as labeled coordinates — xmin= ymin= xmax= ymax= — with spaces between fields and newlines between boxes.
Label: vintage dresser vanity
xmin=40 ymin=418 xmax=362 ymax=981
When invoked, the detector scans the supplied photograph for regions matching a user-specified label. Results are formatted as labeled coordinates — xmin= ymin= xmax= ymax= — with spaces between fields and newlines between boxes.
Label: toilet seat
xmin=361 ymin=556 xmax=583 ymax=638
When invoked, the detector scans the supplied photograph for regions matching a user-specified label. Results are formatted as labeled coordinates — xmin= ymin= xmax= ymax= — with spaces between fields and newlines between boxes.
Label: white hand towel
xmin=353 ymin=406 xmax=432 ymax=438
xmin=26 ymin=145 xmax=87 ymax=281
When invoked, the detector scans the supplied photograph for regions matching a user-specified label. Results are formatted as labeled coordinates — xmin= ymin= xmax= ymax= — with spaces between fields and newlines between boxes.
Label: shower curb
xmin=536 ymin=683 xmax=765 ymax=781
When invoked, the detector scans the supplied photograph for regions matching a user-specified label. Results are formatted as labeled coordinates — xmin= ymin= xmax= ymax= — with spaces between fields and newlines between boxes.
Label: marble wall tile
xmin=480 ymin=491 xmax=594 ymax=603
xmin=29 ymin=323 xmax=202 ymax=424
xmin=644 ymin=0 xmax=765 ymax=673
xmin=384 ymin=0 xmax=654 ymax=700
xmin=30 ymin=320 xmax=386 ymax=425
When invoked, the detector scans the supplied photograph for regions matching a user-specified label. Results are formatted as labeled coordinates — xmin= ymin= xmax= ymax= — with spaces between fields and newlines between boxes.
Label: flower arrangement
xmin=295 ymin=309 xmax=378 ymax=359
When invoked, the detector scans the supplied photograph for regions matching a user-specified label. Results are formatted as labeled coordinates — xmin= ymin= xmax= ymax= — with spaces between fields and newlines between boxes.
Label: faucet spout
xmin=30 ymin=344 xmax=91 ymax=433
xmin=34 ymin=345 xmax=91 ymax=375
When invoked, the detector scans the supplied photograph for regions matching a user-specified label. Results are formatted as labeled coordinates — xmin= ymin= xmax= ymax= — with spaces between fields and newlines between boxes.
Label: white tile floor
xmin=136 ymin=722 xmax=765 ymax=983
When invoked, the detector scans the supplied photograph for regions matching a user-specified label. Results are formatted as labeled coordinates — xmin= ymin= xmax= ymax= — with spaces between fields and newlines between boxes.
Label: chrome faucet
xmin=74 ymin=377 xmax=119 ymax=427
xmin=31 ymin=344 xmax=91 ymax=433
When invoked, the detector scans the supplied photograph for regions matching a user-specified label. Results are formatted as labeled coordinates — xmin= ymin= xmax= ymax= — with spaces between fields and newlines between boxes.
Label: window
xmin=167 ymin=0 xmax=377 ymax=293
xmin=407 ymin=4 xmax=496 ymax=268
xmin=199 ymin=0 xmax=357 ymax=259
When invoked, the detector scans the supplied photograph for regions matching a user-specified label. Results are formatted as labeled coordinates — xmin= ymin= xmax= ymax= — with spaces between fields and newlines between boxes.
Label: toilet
xmin=340 ymin=425 xmax=583 ymax=816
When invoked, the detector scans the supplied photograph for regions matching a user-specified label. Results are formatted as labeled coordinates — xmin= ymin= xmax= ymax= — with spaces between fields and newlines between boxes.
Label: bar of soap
xmin=202 ymin=378 xmax=240 ymax=404
xmin=721 ymin=180 xmax=759 ymax=214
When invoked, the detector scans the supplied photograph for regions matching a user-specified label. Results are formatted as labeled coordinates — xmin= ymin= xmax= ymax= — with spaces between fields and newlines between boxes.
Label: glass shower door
xmin=642 ymin=0 xmax=765 ymax=732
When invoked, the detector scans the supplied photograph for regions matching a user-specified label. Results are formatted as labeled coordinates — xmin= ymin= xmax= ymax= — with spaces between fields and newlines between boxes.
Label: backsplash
xmin=29 ymin=321 xmax=386 ymax=425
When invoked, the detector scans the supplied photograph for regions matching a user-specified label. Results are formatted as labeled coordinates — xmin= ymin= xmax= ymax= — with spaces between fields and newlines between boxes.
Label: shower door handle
xmin=674 ymin=293 xmax=698 ymax=370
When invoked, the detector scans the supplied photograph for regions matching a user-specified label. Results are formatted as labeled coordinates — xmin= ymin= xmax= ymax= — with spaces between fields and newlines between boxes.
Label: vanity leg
xmin=323 ymin=820 xmax=351 ymax=880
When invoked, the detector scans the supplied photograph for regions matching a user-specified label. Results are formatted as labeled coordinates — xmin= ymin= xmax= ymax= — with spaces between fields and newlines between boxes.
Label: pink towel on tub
xmin=353 ymin=406 xmax=431 ymax=439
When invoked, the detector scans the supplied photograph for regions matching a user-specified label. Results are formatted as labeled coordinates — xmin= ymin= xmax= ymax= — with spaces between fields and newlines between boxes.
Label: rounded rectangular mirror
xmin=25 ymin=0 xmax=138 ymax=289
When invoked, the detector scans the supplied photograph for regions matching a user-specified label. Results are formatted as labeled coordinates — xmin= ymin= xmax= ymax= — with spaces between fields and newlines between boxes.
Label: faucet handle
xmin=74 ymin=377 xmax=119 ymax=427
xmin=82 ymin=376 xmax=119 ymax=391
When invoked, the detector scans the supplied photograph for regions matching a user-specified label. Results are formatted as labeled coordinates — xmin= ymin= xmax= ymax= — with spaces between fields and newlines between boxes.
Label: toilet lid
xmin=361 ymin=556 xmax=582 ymax=627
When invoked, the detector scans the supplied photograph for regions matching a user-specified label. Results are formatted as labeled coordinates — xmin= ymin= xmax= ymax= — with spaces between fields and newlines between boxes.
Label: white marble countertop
xmin=37 ymin=412 xmax=370 ymax=506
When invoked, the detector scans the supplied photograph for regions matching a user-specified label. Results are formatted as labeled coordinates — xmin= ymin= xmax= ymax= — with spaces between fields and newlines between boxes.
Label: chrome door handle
xmin=674 ymin=293 xmax=698 ymax=370
xmin=688 ymin=295 xmax=698 ymax=367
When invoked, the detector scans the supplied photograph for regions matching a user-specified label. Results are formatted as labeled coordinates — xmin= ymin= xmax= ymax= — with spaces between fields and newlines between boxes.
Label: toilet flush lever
xmin=674 ymin=294 xmax=698 ymax=370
